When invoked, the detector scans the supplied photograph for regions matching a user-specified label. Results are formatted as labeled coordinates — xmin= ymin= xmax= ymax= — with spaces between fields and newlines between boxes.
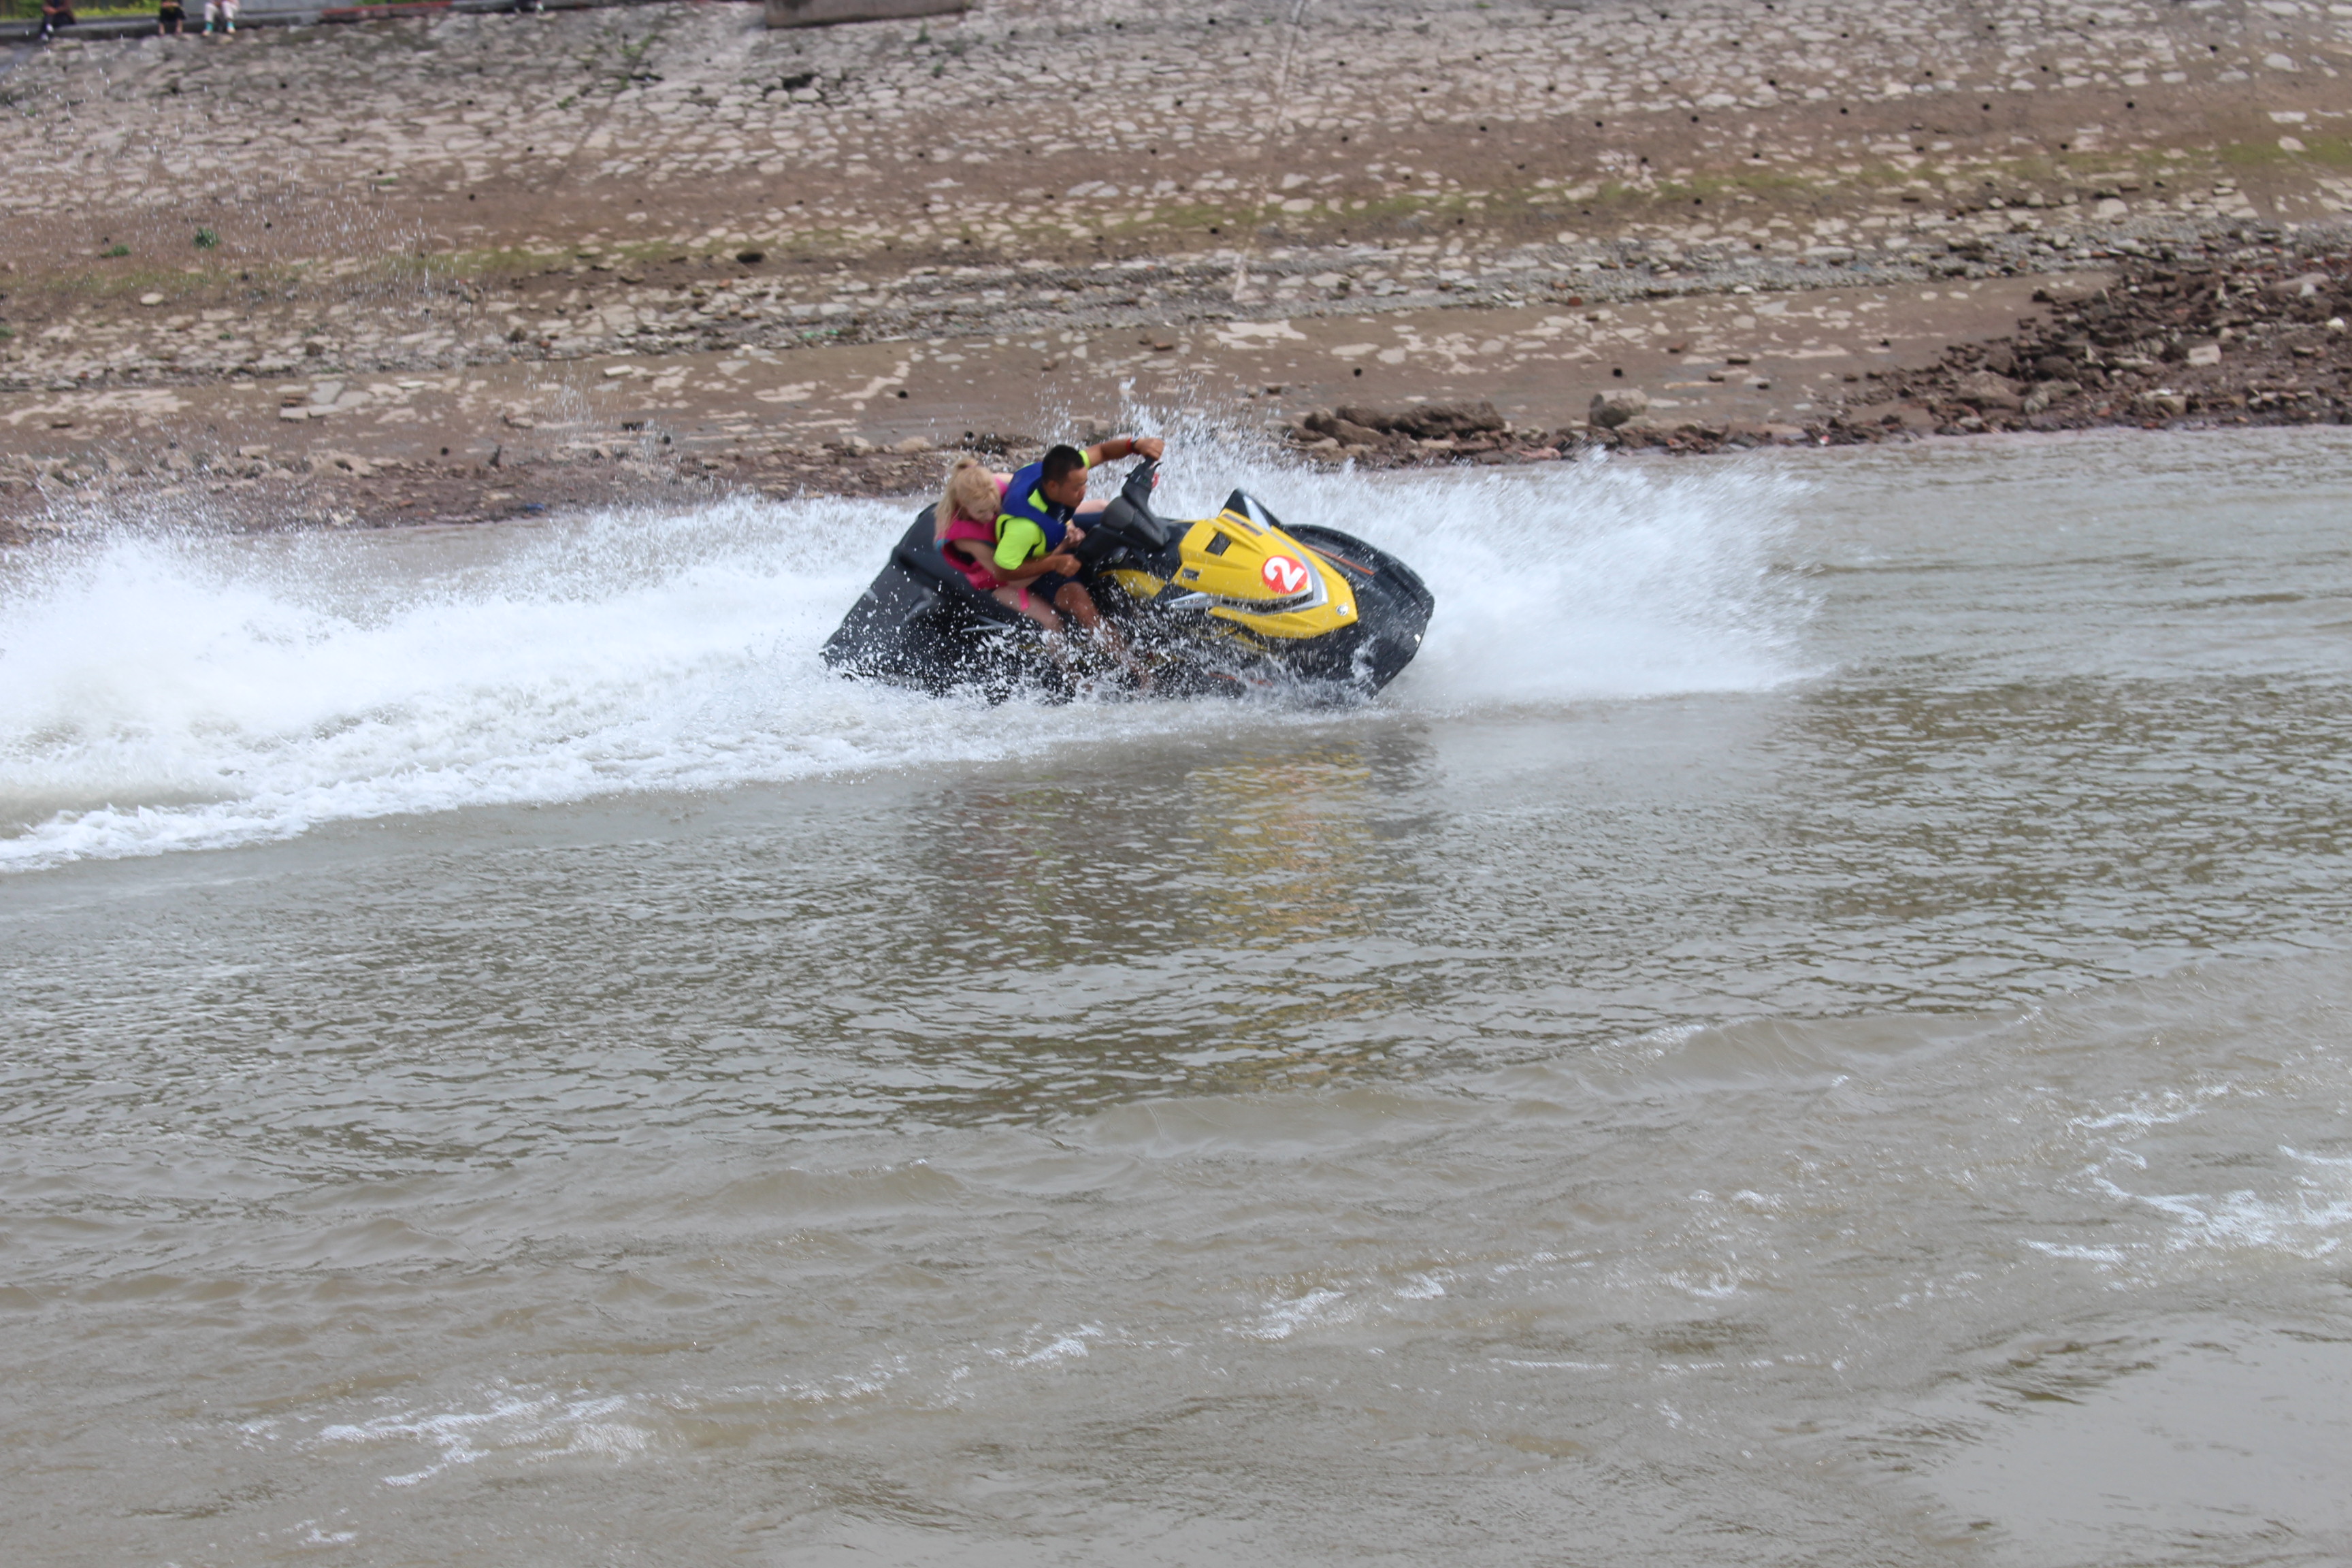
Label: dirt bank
xmin=4 ymin=0 xmax=2351 ymax=533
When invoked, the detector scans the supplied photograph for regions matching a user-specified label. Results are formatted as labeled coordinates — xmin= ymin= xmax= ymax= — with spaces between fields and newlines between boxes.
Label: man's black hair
xmin=1041 ymin=444 xmax=1086 ymax=485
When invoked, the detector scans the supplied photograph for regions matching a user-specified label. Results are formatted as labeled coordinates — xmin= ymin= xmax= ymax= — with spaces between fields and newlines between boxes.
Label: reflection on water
xmin=850 ymin=728 xmax=1448 ymax=1116
xmin=1182 ymin=747 xmax=1393 ymax=949
xmin=7 ymin=431 xmax=2352 ymax=1567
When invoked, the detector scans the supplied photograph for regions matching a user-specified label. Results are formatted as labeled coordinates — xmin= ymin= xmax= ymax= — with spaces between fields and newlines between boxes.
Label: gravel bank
xmin=4 ymin=0 xmax=2351 ymax=527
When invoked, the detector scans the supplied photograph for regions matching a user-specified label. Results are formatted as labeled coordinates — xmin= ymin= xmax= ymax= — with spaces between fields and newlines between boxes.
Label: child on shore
xmin=158 ymin=0 xmax=185 ymax=35
xmin=202 ymin=0 xmax=235 ymax=34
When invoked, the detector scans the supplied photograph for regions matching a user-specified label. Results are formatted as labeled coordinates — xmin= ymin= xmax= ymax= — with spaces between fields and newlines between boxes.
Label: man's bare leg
xmin=1052 ymin=583 xmax=1149 ymax=687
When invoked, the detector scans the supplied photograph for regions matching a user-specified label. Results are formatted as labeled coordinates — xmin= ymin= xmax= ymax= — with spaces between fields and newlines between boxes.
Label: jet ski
xmin=820 ymin=459 xmax=1435 ymax=700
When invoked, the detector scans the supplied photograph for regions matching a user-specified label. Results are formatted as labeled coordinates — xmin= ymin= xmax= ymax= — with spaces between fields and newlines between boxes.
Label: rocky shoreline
xmin=8 ymin=0 xmax=2352 ymax=536
xmin=1279 ymin=235 xmax=2352 ymax=463
xmin=1830 ymin=247 xmax=2352 ymax=440
xmin=7 ymin=234 xmax=2351 ymax=544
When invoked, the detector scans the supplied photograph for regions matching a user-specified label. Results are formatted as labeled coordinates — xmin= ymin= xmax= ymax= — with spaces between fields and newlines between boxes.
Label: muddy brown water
xmin=5 ymin=430 xmax=2352 ymax=1565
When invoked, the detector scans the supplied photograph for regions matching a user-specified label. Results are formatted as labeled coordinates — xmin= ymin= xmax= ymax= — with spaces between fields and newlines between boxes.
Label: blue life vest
xmin=994 ymin=459 xmax=1077 ymax=557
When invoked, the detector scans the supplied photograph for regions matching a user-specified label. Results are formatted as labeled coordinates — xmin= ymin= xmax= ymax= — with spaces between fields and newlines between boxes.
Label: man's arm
xmin=992 ymin=518 xmax=1046 ymax=574
xmin=1080 ymin=434 xmax=1166 ymax=468
xmin=991 ymin=519 xmax=1081 ymax=581
xmin=995 ymin=551 xmax=1081 ymax=584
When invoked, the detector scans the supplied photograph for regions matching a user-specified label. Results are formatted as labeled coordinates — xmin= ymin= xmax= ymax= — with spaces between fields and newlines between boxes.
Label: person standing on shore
xmin=202 ymin=0 xmax=235 ymax=34
xmin=157 ymin=0 xmax=186 ymax=35
xmin=37 ymin=0 xmax=74 ymax=44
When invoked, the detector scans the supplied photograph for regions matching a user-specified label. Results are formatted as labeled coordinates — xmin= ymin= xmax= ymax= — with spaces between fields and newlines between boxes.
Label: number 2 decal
xmin=1261 ymin=555 xmax=1310 ymax=595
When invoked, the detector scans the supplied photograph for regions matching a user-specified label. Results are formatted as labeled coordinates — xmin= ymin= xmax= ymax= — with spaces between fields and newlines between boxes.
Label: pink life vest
xmin=938 ymin=476 xmax=1011 ymax=594
xmin=941 ymin=512 xmax=1000 ymax=593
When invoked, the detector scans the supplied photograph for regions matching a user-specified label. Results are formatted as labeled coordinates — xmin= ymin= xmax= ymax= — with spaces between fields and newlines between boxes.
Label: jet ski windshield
xmin=1222 ymin=489 xmax=1288 ymax=534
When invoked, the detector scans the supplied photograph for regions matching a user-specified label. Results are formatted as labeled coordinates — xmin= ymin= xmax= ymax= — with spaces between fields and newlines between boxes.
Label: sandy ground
xmin=3 ymin=0 xmax=2351 ymax=529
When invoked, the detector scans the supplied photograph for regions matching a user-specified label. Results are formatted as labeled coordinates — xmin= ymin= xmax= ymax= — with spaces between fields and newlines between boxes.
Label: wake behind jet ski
xmin=820 ymin=452 xmax=1435 ymax=701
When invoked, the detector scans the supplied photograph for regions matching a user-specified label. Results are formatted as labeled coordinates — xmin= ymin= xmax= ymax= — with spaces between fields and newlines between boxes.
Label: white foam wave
xmin=312 ymin=1386 xmax=650 ymax=1487
xmin=1238 ymin=1284 xmax=1354 ymax=1341
xmin=2094 ymin=1175 xmax=2352 ymax=1260
xmin=0 ymin=455 xmax=1807 ymax=868
xmin=1215 ymin=456 xmax=1811 ymax=704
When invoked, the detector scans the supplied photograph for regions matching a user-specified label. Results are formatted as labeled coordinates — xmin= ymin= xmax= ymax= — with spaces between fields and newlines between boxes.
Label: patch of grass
xmin=420 ymin=240 xmax=749 ymax=289
xmin=0 ymin=325 xmax=16 ymax=342
xmin=194 ymin=227 xmax=219 ymax=249
xmin=101 ymin=244 xmax=130 ymax=258
xmin=2221 ymin=135 xmax=2352 ymax=171
xmin=0 ymin=0 xmax=154 ymax=15
xmin=18 ymin=256 xmax=291 ymax=307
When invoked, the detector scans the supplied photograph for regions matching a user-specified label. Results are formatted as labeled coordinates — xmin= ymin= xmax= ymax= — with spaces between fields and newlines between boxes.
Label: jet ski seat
xmin=892 ymin=506 xmax=1027 ymax=624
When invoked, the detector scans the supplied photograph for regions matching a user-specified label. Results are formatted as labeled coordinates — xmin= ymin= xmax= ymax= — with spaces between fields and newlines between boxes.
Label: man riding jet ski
xmin=821 ymin=442 xmax=1435 ymax=701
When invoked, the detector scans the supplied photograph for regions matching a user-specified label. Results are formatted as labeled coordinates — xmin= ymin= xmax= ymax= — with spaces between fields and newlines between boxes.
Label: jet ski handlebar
xmin=1121 ymin=456 xmax=1161 ymax=514
xmin=1071 ymin=457 xmax=1170 ymax=566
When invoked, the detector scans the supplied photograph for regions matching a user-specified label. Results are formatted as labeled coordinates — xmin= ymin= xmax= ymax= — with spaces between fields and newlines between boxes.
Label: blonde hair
xmin=939 ymin=455 xmax=1001 ymax=531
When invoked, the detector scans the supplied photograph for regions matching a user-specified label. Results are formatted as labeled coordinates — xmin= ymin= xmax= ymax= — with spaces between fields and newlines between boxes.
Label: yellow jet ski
xmin=820 ymin=459 xmax=1433 ymax=700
